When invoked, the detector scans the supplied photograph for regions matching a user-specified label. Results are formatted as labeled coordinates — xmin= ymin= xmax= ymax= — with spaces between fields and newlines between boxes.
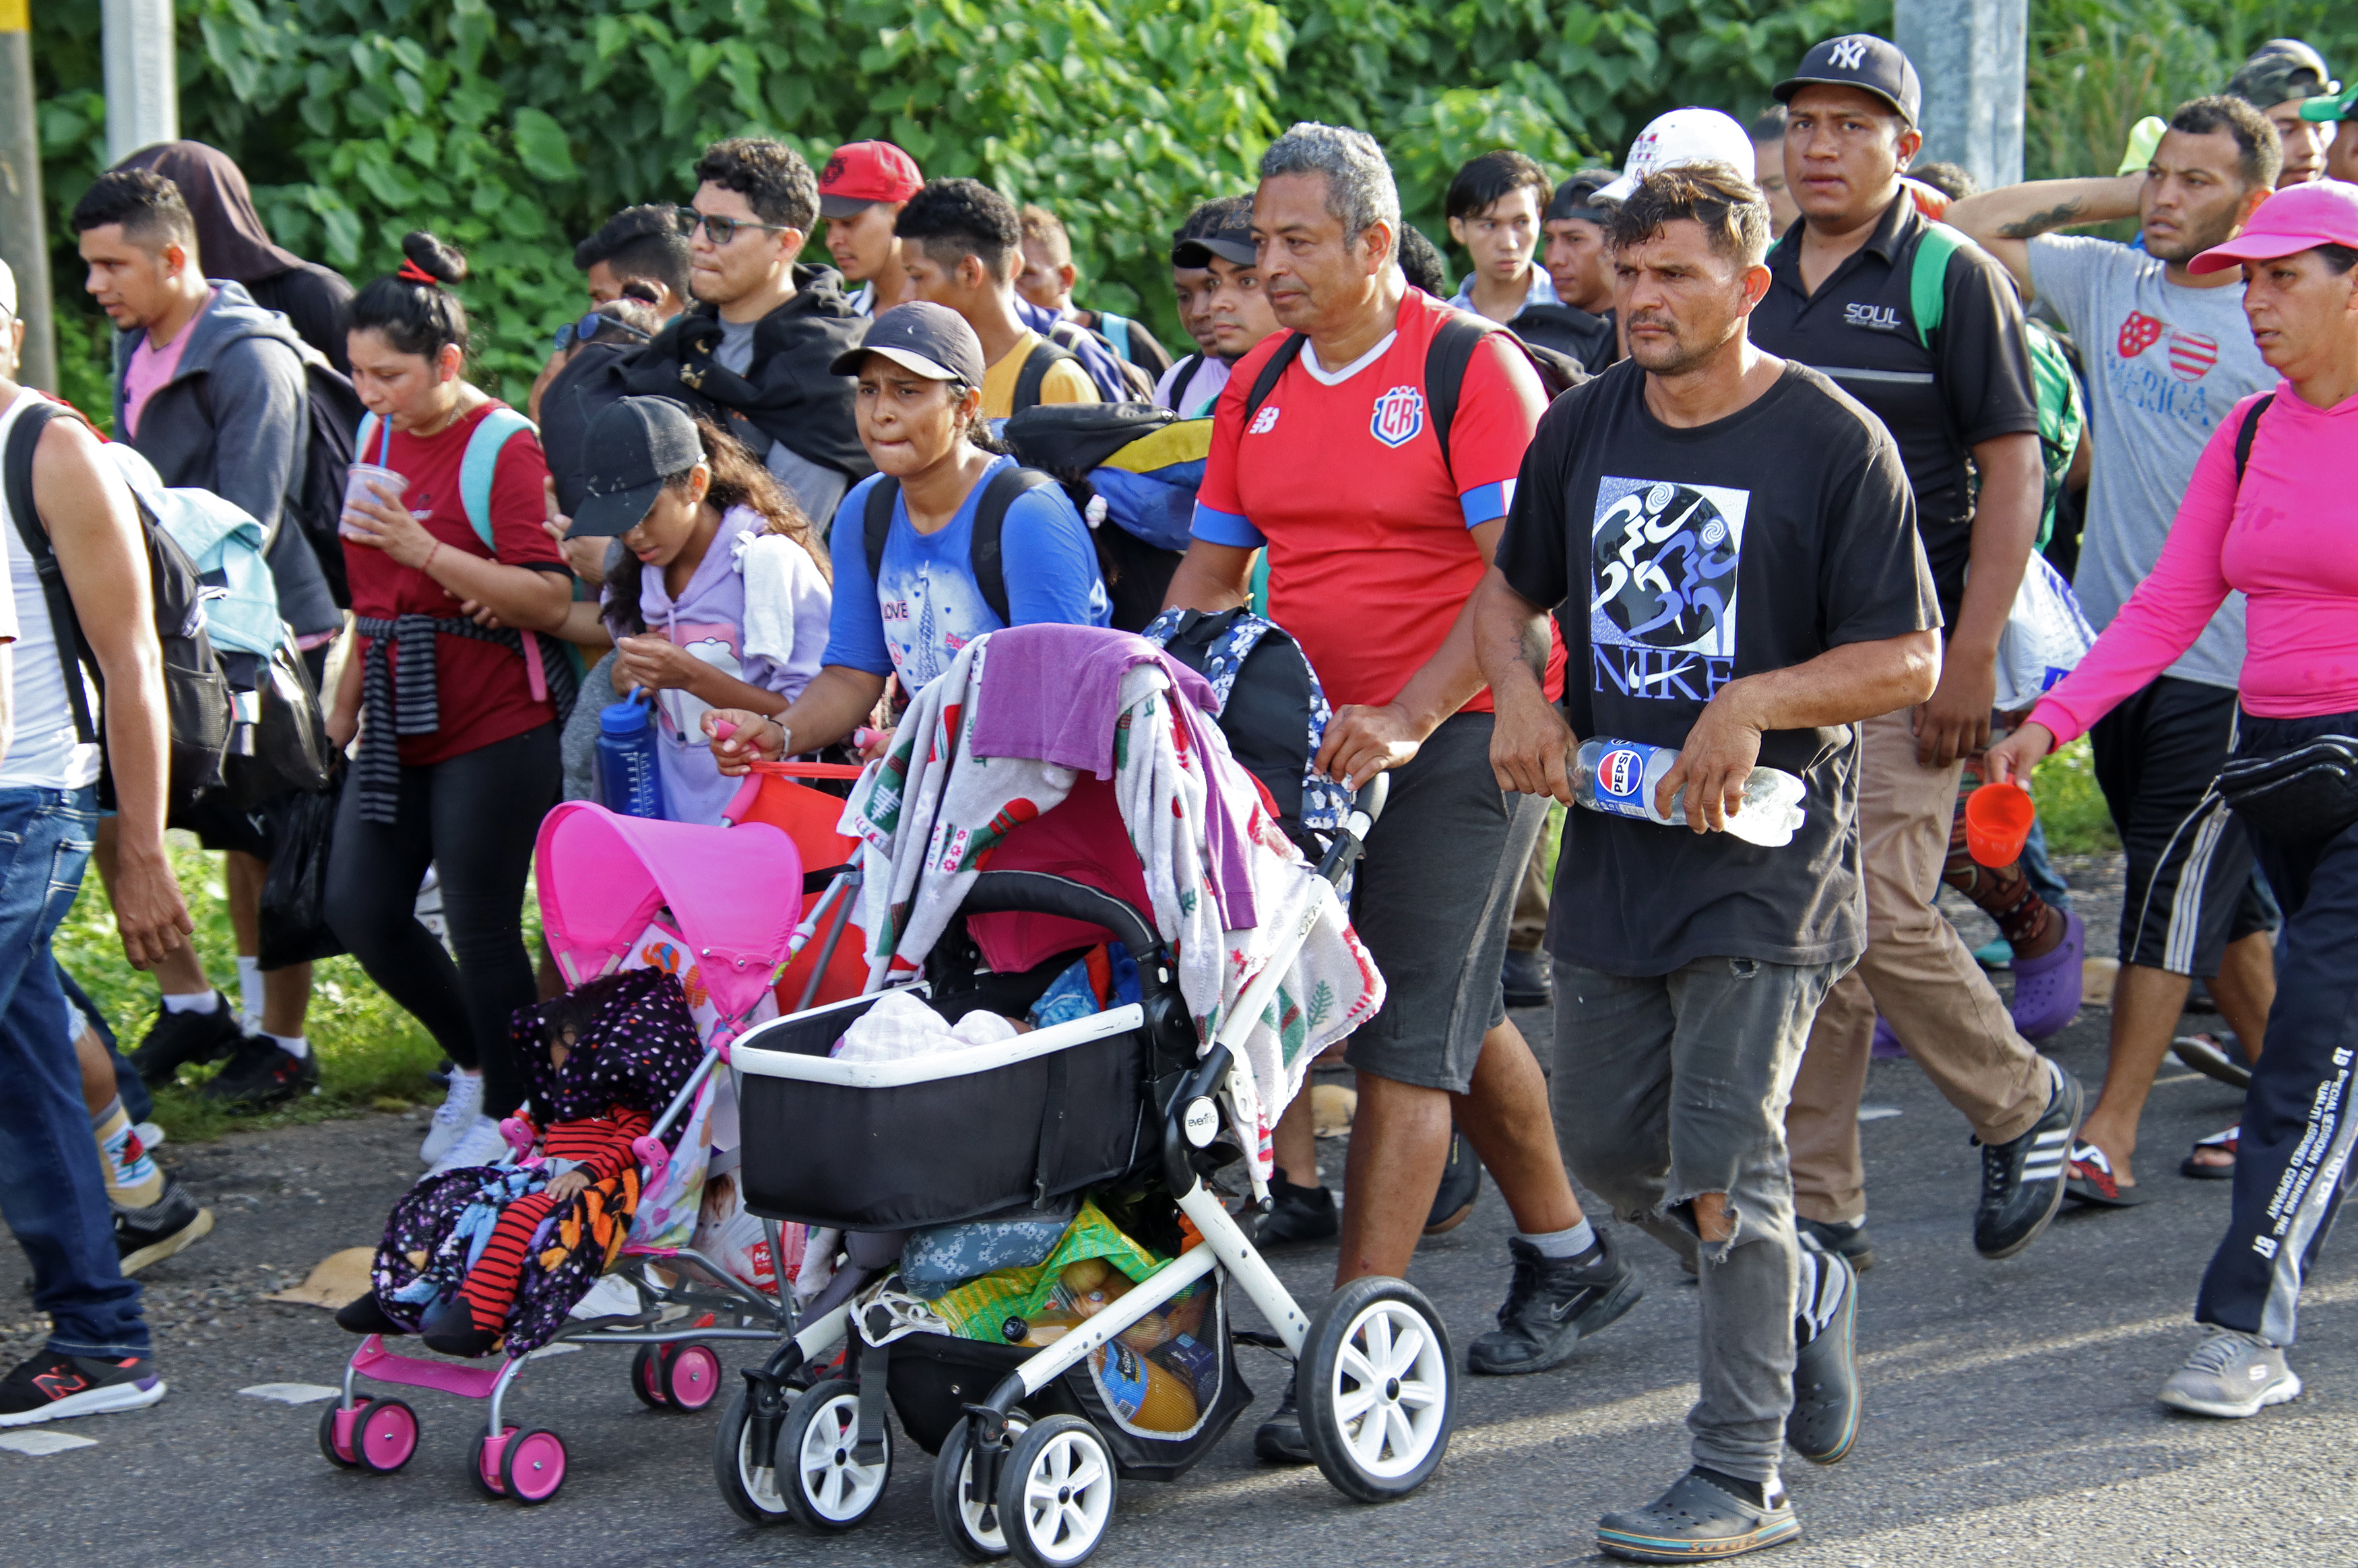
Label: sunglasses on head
xmin=552 ymin=311 xmax=654 ymax=355
xmin=674 ymin=206 xmax=792 ymax=247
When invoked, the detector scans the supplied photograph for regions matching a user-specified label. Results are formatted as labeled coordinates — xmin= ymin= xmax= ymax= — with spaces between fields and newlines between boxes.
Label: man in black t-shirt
xmin=1746 ymin=36 xmax=2085 ymax=1276
xmin=1475 ymin=166 xmax=1940 ymax=1563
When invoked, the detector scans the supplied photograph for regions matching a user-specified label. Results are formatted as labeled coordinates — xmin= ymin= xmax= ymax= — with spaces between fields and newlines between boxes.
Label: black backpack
xmin=1147 ymin=606 xmax=1333 ymax=858
xmin=3 ymin=401 xmax=233 ymax=812
xmin=1242 ymin=315 xmax=1587 ymax=473
xmin=1009 ymin=337 xmax=1085 ymax=418
xmin=198 ymin=344 xmax=364 ymax=608
xmin=861 ymin=464 xmax=1058 ymax=627
xmin=1001 ymin=401 xmax=1194 ymax=632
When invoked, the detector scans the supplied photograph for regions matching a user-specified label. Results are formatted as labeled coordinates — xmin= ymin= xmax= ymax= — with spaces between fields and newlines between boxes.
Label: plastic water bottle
xmin=1572 ymin=737 xmax=1806 ymax=847
xmin=596 ymin=696 xmax=668 ymax=820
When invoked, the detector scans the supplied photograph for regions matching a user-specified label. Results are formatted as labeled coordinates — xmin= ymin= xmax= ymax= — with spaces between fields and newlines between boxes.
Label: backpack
xmin=356 ymin=406 xmax=539 ymax=550
xmin=1009 ymin=337 xmax=1085 ymax=419
xmin=861 ymin=463 xmax=1058 ymax=628
xmin=1002 ymin=403 xmax=1207 ymax=631
xmin=1164 ymin=352 xmax=1211 ymax=415
xmin=197 ymin=343 xmax=364 ymax=608
xmin=1242 ymin=314 xmax=1585 ymax=478
xmin=3 ymin=400 xmax=233 ymax=812
xmin=1909 ymin=224 xmax=2087 ymax=550
xmin=2233 ymin=393 xmax=2274 ymax=483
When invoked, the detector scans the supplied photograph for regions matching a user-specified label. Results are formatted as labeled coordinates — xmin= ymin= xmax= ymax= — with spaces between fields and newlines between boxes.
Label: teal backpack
xmin=1909 ymin=222 xmax=2086 ymax=550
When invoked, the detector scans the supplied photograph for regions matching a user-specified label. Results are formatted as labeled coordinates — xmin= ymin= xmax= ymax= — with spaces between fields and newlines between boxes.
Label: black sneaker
xmin=114 ymin=1180 xmax=214 ymax=1275
xmin=1467 ymin=1231 xmax=1643 ymax=1375
xmin=1252 ymin=1371 xmax=1312 ymax=1463
xmin=1256 ymin=1175 xmax=1338 ymax=1248
xmin=1502 ymin=948 xmax=1552 ymax=1008
xmin=1797 ymin=1216 xmax=1875 ymax=1273
xmin=1974 ymin=1061 xmax=2083 ymax=1260
xmin=0 ymin=1350 xmax=166 ymax=1427
xmin=1786 ymin=1251 xmax=1859 ymax=1464
xmin=1424 ymin=1131 xmax=1483 ymax=1235
xmin=199 ymin=1036 xmax=319 ymax=1109
xmin=127 ymin=998 xmax=245 ymax=1089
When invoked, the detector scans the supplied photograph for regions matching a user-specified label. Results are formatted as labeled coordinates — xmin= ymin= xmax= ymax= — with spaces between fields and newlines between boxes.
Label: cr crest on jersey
xmin=1370 ymin=384 xmax=1426 ymax=447
xmin=1843 ymin=302 xmax=1903 ymax=331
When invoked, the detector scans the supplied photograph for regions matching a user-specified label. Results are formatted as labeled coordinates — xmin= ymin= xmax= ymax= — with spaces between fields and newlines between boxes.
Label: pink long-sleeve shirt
xmin=2029 ymin=383 xmax=2358 ymax=746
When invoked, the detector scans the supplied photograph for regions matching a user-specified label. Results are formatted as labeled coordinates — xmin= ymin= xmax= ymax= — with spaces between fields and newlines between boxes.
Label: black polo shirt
xmin=1750 ymin=193 xmax=2039 ymax=624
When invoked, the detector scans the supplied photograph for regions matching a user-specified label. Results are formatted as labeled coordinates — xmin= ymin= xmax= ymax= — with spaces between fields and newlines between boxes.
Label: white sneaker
xmin=425 ymin=1113 xmax=509 ymax=1177
xmin=419 ymin=1072 xmax=486 ymax=1165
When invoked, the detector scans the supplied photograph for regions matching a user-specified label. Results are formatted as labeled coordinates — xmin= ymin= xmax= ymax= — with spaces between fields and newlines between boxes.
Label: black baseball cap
xmin=2229 ymin=39 xmax=2339 ymax=110
xmin=1173 ymin=222 xmax=1255 ymax=269
xmin=1546 ymin=170 xmax=1620 ymax=224
xmin=1775 ymin=34 xmax=1923 ymax=126
xmin=571 ymin=396 xmax=702 ymax=538
xmin=829 ymin=301 xmax=987 ymax=385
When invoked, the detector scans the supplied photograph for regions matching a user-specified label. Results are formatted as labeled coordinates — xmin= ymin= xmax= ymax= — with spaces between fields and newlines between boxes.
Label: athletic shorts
xmin=2089 ymin=675 xmax=2276 ymax=976
xmin=1343 ymin=713 xmax=1548 ymax=1094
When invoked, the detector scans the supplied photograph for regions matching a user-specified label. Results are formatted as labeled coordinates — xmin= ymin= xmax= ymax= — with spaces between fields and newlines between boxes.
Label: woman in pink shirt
xmin=1989 ymin=181 xmax=2358 ymax=1423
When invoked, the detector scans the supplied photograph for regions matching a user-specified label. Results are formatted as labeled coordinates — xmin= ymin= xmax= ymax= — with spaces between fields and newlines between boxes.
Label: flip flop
xmin=2009 ymin=909 xmax=2086 ymax=1041
xmin=2172 ymin=1033 xmax=2252 ymax=1090
xmin=2181 ymin=1123 xmax=2239 ymax=1181
xmin=2066 ymin=1140 xmax=2146 ymax=1207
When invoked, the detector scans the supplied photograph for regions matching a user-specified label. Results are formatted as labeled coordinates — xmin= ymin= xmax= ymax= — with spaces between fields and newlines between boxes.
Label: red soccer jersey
xmin=1192 ymin=290 xmax=1565 ymax=713
xmin=346 ymin=399 xmax=569 ymax=766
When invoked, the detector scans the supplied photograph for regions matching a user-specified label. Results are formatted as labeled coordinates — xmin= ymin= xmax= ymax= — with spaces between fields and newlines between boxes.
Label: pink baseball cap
xmin=2189 ymin=179 xmax=2358 ymax=273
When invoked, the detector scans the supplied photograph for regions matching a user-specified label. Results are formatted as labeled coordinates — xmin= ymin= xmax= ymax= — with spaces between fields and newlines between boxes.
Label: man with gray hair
xmin=1168 ymin=121 xmax=1637 ymax=1464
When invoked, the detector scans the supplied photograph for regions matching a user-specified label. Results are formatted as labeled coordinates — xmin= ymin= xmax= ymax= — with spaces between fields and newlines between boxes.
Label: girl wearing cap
xmin=328 ymin=232 xmax=577 ymax=1175
xmin=542 ymin=397 xmax=831 ymax=823
xmin=1987 ymin=181 xmax=2358 ymax=1421
xmin=698 ymin=301 xmax=1106 ymax=769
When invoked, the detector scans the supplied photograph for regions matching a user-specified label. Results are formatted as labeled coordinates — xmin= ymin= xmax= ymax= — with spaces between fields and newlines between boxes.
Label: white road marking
xmin=0 ymin=1429 xmax=98 ymax=1455
xmin=238 ymin=1383 xmax=342 ymax=1404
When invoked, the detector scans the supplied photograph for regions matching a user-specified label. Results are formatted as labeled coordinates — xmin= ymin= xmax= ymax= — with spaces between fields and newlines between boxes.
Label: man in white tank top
xmin=0 ymin=271 xmax=197 ymax=1428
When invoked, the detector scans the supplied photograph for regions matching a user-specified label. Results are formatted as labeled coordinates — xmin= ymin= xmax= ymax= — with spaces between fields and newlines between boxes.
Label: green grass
xmin=54 ymin=831 xmax=501 ymax=1144
xmin=2027 ymin=736 xmax=2122 ymax=857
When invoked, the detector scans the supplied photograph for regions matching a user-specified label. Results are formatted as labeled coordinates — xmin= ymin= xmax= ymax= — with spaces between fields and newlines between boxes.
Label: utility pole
xmin=102 ymin=0 xmax=179 ymax=164
xmin=1895 ymin=0 xmax=2028 ymax=192
xmin=0 ymin=0 xmax=54 ymax=391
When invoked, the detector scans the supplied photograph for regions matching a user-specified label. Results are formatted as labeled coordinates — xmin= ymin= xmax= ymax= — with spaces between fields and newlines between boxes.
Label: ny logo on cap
xmin=1828 ymin=36 xmax=1871 ymax=70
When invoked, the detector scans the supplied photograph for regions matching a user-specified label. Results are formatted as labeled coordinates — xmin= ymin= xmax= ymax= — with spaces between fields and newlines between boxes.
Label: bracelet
xmin=422 ymin=540 xmax=443 ymax=575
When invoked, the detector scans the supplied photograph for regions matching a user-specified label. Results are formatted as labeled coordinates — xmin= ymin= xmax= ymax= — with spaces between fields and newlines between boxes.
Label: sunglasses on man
xmin=674 ymin=206 xmax=793 ymax=247
xmin=551 ymin=311 xmax=654 ymax=355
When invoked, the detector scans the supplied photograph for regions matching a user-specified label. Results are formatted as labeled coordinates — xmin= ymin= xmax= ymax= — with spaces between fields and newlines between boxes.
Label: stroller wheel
xmin=353 ymin=1398 xmax=420 ymax=1474
xmin=1298 ymin=1276 xmax=1455 ymax=1502
xmin=499 ymin=1427 xmax=569 ymax=1504
xmin=932 ymin=1411 xmax=1029 ymax=1560
xmin=318 ymin=1398 xmax=371 ymax=1469
xmin=664 ymin=1342 xmax=723 ymax=1411
xmin=630 ymin=1343 xmax=670 ymax=1408
xmin=470 ymin=1426 xmax=519 ymax=1500
xmin=714 ymin=1383 xmax=792 ymax=1527
xmin=779 ymin=1377 xmax=891 ymax=1532
xmin=998 ymin=1415 xmax=1118 ymax=1568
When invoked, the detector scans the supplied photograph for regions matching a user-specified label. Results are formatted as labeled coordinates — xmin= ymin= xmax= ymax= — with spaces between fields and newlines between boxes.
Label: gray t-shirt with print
xmin=713 ymin=317 xmax=851 ymax=530
xmin=2028 ymin=235 xmax=2270 ymax=692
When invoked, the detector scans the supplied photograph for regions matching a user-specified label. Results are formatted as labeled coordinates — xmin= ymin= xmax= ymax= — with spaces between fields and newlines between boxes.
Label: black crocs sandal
xmin=1597 ymin=1470 xmax=1801 ymax=1563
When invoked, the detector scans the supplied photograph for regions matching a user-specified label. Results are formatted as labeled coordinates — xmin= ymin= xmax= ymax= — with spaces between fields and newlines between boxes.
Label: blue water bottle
xmin=596 ymin=695 xmax=668 ymax=820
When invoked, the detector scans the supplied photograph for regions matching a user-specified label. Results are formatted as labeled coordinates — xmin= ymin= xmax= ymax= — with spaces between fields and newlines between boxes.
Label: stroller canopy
xmin=535 ymin=802 xmax=803 ymax=1026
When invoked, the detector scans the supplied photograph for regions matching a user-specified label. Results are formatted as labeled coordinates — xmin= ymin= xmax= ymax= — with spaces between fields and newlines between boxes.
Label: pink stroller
xmin=319 ymin=804 xmax=864 ymax=1504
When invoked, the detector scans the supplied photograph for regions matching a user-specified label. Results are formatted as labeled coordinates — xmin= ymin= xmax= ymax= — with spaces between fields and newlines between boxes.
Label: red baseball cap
xmin=819 ymin=141 xmax=924 ymax=219
xmin=2190 ymin=179 xmax=2358 ymax=273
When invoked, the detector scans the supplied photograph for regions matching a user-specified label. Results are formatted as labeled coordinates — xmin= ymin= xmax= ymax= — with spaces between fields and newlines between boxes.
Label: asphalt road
xmin=6 ymin=884 xmax=2354 ymax=1567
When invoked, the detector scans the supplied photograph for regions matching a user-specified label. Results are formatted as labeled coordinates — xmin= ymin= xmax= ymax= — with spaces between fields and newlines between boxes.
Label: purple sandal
xmin=2009 ymin=909 xmax=2085 ymax=1041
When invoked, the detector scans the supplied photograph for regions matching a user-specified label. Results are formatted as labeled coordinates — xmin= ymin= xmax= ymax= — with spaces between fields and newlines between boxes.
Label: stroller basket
xmin=734 ymin=872 xmax=1179 ymax=1231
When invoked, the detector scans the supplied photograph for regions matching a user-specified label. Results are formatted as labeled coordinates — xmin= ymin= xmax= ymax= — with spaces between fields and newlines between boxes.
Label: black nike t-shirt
xmin=1494 ymin=358 xmax=1940 ymax=975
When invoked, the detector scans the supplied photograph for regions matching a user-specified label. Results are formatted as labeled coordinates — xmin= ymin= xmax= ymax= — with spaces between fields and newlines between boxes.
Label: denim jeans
xmin=0 ymin=785 xmax=148 ymax=1358
xmin=1552 ymin=952 xmax=1844 ymax=1482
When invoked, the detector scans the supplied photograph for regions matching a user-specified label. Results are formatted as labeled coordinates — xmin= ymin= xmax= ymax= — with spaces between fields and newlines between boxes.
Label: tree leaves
xmin=511 ymin=106 xmax=579 ymax=185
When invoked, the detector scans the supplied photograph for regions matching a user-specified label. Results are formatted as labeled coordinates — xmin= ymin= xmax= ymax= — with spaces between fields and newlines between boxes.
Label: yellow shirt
xmin=980 ymin=330 xmax=1099 ymax=420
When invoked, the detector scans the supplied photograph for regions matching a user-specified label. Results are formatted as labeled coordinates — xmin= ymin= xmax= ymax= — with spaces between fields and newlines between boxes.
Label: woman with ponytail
xmin=327 ymin=232 xmax=575 ymax=1175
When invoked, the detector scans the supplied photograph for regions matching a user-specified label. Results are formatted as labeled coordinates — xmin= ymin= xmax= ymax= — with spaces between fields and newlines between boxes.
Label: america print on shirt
xmin=2109 ymin=307 xmax=2227 ymax=429
xmin=1589 ymin=476 xmax=1748 ymax=703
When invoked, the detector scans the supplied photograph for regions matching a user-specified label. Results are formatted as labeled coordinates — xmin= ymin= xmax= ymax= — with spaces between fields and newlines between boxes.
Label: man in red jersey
xmin=1165 ymin=122 xmax=1641 ymax=1463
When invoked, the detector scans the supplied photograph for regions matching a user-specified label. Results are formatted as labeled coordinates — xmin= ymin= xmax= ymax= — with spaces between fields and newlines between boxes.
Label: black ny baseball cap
xmin=1775 ymin=34 xmax=1923 ymax=126
xmin=571 ymin=395 xmax=703 ymax=538
xmin=829 ymin=300 xmax=988 ymax=386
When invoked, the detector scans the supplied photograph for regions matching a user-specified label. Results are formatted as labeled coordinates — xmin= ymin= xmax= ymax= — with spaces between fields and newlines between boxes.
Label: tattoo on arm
xmin=1997 ymin=199 xmax=2086 ymax=240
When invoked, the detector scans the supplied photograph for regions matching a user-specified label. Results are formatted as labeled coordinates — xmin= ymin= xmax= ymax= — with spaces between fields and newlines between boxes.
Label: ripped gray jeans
xmin=1551 ymin=952 xmax=1847 ymax=1482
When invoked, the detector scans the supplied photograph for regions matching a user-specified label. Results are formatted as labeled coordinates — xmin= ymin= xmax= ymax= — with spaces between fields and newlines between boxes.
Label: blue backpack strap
xmin=458 ymin=407 xmax=537 ymax=554
xmin=355 ymin=410 xmax=391 ymax=469
xmin=1101 ymin=313 xmax=1133 ymax=363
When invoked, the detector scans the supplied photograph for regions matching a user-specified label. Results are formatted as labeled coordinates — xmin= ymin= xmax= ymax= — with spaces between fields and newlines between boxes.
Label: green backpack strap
xmin=458 ymin=406 xmax=537 ymax=553
xmin=1908 ymin=221 xmax=1970 ymax=348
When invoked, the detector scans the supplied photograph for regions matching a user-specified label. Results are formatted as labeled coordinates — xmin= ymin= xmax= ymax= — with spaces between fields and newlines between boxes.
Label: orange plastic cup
xmin=1965 ymin=780 xmax=2037 ymax=869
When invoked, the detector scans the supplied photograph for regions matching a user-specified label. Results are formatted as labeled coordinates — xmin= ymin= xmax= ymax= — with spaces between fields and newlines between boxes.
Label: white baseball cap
xmin=0 ymin=259 xmax=15 ymax=321
xmin=1596 ymin=108 xmax=1760 ymax=204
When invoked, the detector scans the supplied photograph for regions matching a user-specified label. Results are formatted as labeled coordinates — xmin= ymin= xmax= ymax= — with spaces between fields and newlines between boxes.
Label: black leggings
xmin=325 ymin=725 xmax=558 ymax=1119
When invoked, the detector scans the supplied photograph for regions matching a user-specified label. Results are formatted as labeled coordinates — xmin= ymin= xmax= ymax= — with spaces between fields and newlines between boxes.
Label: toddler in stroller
xmin=724 ymin=624 xmax=1453 ymax=1565
xmin=318 ymin=803 xmax=866 ymax=1503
